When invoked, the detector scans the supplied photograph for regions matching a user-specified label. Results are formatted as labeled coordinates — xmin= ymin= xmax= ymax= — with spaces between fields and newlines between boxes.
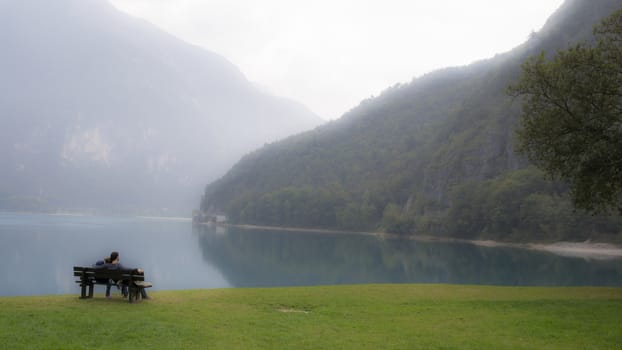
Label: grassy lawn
xmin=1 ymin=284 xmax=621 ymax=349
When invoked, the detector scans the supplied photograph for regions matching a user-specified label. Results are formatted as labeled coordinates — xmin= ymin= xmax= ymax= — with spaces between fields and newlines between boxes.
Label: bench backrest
xmin=73 ymin=266 xmax=145 ymax=282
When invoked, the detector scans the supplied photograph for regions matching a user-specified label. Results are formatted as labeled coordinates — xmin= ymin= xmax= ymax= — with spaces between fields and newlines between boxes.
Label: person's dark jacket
xmin=93 ymin=260 xmax=137 ymax=272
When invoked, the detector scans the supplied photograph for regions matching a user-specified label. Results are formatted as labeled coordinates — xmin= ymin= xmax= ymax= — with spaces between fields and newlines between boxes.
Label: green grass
xmin=1 ymin=285 xmax=621 ymax=349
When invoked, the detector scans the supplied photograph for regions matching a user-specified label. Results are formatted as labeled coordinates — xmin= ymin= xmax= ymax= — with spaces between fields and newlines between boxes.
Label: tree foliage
xmin=509 ymin=8 xmax=622 ymax=214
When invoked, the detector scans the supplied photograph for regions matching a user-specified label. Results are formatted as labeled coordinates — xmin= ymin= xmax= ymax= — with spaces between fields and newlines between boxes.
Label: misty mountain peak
xmin=0 ymin=0 xmax=322 ymax=214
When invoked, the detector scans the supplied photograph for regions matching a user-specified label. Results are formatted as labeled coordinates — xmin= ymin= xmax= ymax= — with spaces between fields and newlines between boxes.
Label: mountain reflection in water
xmin=194 ymin=225 xmax=622 ymax=288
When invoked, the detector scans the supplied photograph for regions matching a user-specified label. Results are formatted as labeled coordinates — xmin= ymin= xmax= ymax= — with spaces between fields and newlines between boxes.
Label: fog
xmin=109 ymin=0 xmax=565 ymax=120
xmin=0 ymin=0 xmax=321 ymax=215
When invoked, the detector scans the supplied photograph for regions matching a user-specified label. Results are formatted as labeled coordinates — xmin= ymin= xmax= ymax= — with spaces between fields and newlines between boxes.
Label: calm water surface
xmin=1 ymin=212 xmax=621 ymax=296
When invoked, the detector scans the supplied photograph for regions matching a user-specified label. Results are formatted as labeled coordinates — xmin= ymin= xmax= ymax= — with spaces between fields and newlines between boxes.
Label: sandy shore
xmin=527 ymin=242 xmax=622 ymax=259
xmin=454 ymin=240 xmax=622 ymax=260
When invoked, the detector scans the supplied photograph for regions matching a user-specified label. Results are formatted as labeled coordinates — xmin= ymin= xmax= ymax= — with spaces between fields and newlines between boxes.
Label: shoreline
xmin=223 ymin=223 xmax=622 ymax=260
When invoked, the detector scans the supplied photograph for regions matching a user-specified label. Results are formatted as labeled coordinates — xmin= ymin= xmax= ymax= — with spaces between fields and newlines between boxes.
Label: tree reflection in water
xmin=193 ymin=225 xmax=622 ymax=288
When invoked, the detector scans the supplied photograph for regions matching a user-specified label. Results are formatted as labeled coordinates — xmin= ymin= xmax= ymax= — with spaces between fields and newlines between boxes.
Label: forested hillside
xmin=201 ymin=0 xmax=622 ymax=242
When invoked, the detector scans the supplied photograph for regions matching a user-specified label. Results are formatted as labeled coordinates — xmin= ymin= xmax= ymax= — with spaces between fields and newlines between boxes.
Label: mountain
xmin=0 ymin=0 xmax=322 ymax=214
xmin=201 ymin=0 xmax=622 ymax=242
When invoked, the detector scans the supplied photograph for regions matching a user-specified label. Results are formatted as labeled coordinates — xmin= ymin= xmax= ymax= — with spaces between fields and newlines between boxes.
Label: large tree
xmin=509 ymin=7 xmax=622 ymax=214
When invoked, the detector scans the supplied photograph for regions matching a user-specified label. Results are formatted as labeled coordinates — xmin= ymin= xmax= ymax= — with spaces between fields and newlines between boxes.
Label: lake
xmin=1 ymin=212 xmax=621 ymax=296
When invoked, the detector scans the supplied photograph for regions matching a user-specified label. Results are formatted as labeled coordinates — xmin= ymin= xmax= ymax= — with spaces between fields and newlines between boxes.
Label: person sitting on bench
xmin=92 ymin=255 xmax=119 ymax=297
xmin=94 ymin=251 xmax=150 ymax=299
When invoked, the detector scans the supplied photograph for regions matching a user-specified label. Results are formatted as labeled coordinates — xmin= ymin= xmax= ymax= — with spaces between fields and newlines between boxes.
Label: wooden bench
xmin=73 ymin=266 xmax=152 ymax=303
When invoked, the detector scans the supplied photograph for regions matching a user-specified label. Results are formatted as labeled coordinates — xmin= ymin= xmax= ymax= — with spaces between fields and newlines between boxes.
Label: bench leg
xmin=79 ymin=282 xmax=94 ymax=299
xmin=80 ymin=282 xmax=94 ymax=299
xmin=128 ymin=287 xmax=135 ymax=303
xmin=80 ymin=283 xmax=87 ymax=299
xmin=128 ymin=286 xmax=144 ymax=303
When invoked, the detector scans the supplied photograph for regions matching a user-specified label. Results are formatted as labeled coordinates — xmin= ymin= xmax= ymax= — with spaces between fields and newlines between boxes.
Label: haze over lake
xmin=1 ymin=212 xmax=621 ymax=297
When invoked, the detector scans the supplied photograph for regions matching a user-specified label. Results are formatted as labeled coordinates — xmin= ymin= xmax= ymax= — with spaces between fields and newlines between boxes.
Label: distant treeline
xmin=217 ymin=167 xmax=621 ymax=242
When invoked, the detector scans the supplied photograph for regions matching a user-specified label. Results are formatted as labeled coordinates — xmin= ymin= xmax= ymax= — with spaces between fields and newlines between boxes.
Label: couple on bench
xmin=93 ymin=251 xmax=150 ymax=299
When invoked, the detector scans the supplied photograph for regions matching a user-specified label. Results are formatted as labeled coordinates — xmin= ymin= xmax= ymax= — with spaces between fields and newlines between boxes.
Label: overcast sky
xmin=108 ymin=0 xmax=565 ymax=120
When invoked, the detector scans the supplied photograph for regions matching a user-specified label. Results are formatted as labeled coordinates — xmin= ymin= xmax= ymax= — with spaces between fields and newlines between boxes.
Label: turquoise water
xmin=1 ymin=212 xmax=621 ymax=296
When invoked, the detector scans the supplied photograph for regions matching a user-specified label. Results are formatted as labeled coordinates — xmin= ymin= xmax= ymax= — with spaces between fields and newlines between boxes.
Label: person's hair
xmin=110 ymin=251 xmax=119 ymax=262
xmin=104 ymin=257 xmax=111 ymax=263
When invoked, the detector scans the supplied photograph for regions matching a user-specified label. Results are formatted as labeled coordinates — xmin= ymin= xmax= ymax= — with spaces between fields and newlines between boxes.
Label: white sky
xmin=108 ymin=0 xmax=565 ymax=120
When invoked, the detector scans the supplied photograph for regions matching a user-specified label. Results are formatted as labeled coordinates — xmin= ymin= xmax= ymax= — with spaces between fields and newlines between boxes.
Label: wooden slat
xmin=73 ymin=266 xmax=145 ymax=281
